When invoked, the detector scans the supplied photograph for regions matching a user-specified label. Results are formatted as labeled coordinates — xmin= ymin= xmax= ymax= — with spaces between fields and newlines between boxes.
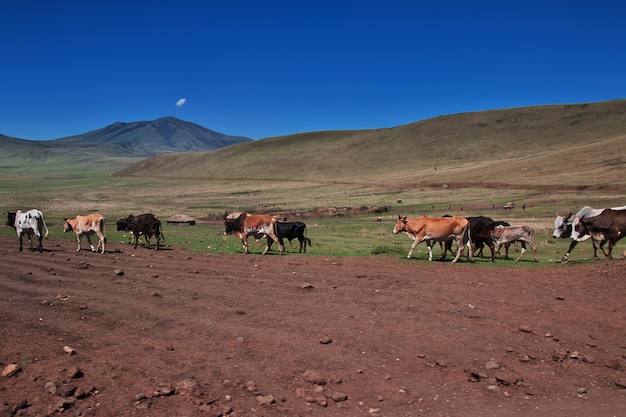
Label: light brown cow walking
xmin=63 ymin=214 xmax=107 ymax=254
xmin=393 ymin=215 xmax=471 ymax=263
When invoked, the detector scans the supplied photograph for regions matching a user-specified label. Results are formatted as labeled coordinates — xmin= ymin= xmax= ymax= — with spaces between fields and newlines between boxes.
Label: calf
xmin=224 ymin=212 xmax=284 ymax=254
xmin=63 ymin=214 xmax=107 ymax=254
xmin=492 ymin=225 xmax=537 ymax=262
xmin=117 ymin=213 xmax=164 ymax=249
xmin=393 ymin=215 xmax=471 ymax=263
xmin=6 ymin=209 xmax=49 ymax=252
xmin=267 ymin=221 xmax=312 ymax=253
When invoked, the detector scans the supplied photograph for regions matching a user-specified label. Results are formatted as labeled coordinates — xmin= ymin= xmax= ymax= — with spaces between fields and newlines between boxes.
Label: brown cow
xmin=393 ymin=215 xmax=471 ymax=263
xmin=224 ymin=212 xmax=284 ymax=254
xmin=572 ymin=208 xmax=626 ymax=260
xmin=63 ymin=214 xmax=107 ymax=254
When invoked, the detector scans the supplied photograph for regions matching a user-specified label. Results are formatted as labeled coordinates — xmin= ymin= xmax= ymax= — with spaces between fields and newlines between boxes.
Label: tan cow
xmin=224 ymin=212 xmax=284 ymax=254
xmin=63 ymin=214 xmax=107 ymax=254
xmin=393 ymin=215 xmax=471 ymax=263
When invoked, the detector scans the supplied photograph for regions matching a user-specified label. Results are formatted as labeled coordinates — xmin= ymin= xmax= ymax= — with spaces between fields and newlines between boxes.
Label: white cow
xmin=6 ymin=209 xmax=50 ymax=252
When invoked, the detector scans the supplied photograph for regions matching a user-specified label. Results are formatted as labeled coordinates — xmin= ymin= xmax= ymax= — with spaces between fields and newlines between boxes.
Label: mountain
xmin=0 ymin=117 xmax=252 ymax=175
xmin=43 ymin=116 xmax=252 ymax=157
xmin=113 ymin=100 xmax=626 ymax=190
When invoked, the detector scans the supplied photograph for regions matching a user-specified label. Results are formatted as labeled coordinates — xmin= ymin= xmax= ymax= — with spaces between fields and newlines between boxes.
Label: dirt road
xmin=1 ymin=236 xmax=625 ymax=416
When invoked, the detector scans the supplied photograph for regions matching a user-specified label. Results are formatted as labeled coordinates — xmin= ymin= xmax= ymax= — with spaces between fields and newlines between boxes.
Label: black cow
xmin=443 ymin=216 xmax=496 ymax=261
xmin=266 ymin=221 xmax=311 ymax=253
xmin=572 ymin=209 xmax=626 ymax=260
xmin=116 ymin=213 xmax=164 ymax=249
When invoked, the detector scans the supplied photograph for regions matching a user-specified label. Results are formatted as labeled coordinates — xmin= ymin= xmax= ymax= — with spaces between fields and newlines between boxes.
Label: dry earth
xmin=1 ymin=235 xmax=625 ymax=417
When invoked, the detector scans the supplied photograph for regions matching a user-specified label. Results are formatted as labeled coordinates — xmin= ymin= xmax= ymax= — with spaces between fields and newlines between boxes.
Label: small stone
xmin=303 ymin=370 xmax=326 ymax=385
xmin=66 ymin=365 xmax=83 ymax=379
xmin=63 ymin=346 xmax=76 ymax=355
xmin=518 ymin=325 xmax=533 ymax=333
xmin=114 ymin=269 xmax=124 ymax=276
xmin=331 ymin=391 xmax=348 ymax=402
xmin=2 ymin=364 xmax=20 ymax=377
xmin=256 ymin=394 xmax=275 ymax=405
xmin=319 ymin=336 xmax=332 ymax=344
xmin=485 ymin=360 xmax=500 ymax=370
xmin=577 ymin=387 xmax=587 ymax=395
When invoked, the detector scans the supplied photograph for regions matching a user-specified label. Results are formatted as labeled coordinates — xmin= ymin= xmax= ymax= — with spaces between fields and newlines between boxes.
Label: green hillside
xmin=114 ymin=100 xmax=626 ymax=190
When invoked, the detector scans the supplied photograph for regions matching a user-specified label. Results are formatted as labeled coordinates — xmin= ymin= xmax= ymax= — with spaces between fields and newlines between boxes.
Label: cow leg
xmin=85 ymin=234 xmax=97 ymax=252
xmin=605 ymin=240 xmax=615 ymax=259
xmin=18 ymin=234 xmax=23 ymax=252
xmin=263 ymin=233 xmax=283 ymax=255
xmin=75 ymin=234 xmax=83 ymax=252
xmin=242 ymin=237 xmax=249 ymax=254
xmin=426 ymin=241 xmax=434 ymax=261
xmin=37 ymin=234 xmax=44 ymax=252
xmin=598 ymin=239 xmax=610 ymax=258
xmin=406 ymin=239 xmax=420 ymax=259
xmin=465 ymin=240 xmax=474 ymax=262
xmin=96 ymin=233 xmax=106 ymax=254
xmin=561 ymin=240 xmax=579 ymax=263
xmin=514 ymin=243 xmax=527 ymax=262
xmin=451 ymin=237 xmax=463 ymax=263
xmin=486 ymin=240 xmax=495 ymax=262
xmin=531 ymin=242 xmax=538 ymax=262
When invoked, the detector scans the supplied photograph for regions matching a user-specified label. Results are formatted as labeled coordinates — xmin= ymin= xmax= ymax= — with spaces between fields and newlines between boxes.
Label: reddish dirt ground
xmin=1 ymin=235 xmax=625 ymax=417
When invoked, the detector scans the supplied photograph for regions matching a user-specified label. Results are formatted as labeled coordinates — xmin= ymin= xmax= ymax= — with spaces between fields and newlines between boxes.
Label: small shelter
xmin=166 ymin=214 xmax=197 ymax=225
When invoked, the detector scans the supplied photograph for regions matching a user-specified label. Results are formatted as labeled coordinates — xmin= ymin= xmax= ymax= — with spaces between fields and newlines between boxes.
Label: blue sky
xmin=1 ymin=1 xmax=625 ymax=141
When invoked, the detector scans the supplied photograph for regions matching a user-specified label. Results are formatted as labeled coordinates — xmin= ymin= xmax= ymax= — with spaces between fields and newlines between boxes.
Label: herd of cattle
xmin=5 ymin=205 xmax=626 ymax=263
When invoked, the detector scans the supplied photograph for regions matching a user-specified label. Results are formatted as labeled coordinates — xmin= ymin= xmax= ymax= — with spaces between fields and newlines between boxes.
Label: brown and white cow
xmin=224 ymin=212 xmax=284 ymax=254
xmin=572 ymin=208 xmax=626 ymax=260
xmin=491 ymin=225 xmax=537 ymax=262
xmin=63 ymin=214 xmax=107 ymax=254
xmin=393 ymin=215 xmax=471 ymax=263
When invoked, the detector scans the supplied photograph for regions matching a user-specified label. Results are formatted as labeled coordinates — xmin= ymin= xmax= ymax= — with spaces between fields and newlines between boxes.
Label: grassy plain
xmin=2 ymin=100 xmax=625 ymax=261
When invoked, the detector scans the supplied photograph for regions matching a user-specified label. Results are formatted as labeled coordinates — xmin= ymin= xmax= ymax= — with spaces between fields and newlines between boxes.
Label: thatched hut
xmin=166 ymin=214 xmax=197 ymax=225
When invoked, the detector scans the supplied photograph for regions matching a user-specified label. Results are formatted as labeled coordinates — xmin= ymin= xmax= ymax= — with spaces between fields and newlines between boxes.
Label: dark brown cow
xmin=572 ymin=209 xmax=626 ymax=260
xmin=116 ymin=213 xmax=164 ymax=249
xmin=224 ymin=212 xmax=284 ymax=254
xmin=393 ymin=215 xmax=471 ymax=263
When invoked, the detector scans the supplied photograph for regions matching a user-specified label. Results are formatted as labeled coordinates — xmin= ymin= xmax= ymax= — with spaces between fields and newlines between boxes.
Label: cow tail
xmin=159 ymin=221 xmax=165 ymax=241
xmin=101 ymin=218 xmax=108 ymax=244
xmin=41 ymin=212 xmax=50 ymax=239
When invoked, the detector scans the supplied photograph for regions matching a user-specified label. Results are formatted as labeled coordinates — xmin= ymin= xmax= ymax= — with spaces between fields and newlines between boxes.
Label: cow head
xmin=62 ymin=218 xmax=73 ymax=232
xmin=6 ymin=212 xmax=16 ymax=228
xmin=570 ymin=217 xmax=591 ymax=242
xmin=552 ymin=212 xmax=573 ymax=238
xmin=392 ymin=216 xmax=408 ymax=234
xmin=116 ymin=218 xmax=130 ymax=231
xmin=224 ymin=212 xmax=246 ymax=237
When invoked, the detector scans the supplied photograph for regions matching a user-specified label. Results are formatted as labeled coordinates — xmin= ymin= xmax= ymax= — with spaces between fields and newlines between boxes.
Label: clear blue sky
xmin=2 ymin=1 xmax=625 ymax=140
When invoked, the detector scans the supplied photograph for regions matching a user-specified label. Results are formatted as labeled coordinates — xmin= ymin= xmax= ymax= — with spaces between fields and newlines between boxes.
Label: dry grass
xmin=2 ymin=100 xmax=625 ymax=225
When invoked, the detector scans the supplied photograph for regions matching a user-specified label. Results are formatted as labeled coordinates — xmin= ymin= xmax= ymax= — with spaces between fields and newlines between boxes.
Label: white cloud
xmin=176 ymin=98 xmax=187 ymax=107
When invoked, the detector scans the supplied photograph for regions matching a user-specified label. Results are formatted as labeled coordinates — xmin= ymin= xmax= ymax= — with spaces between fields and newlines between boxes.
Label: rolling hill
xmin=114 ymin=100 xmax=626 ymax=191
xmin=0 ymin=117 xmax=252 ymax=175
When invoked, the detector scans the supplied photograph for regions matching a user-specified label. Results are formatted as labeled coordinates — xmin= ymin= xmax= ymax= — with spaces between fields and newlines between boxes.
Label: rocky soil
xmin=1 ymin=235 xmax=625 ymax=416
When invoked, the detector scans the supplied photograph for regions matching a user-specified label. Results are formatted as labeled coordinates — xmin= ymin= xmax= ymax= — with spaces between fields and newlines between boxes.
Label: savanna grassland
xmin=2 ymin=101 xmax=626 ymax=417
xmin=2 ymin=100 xmax=625 ymax=260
